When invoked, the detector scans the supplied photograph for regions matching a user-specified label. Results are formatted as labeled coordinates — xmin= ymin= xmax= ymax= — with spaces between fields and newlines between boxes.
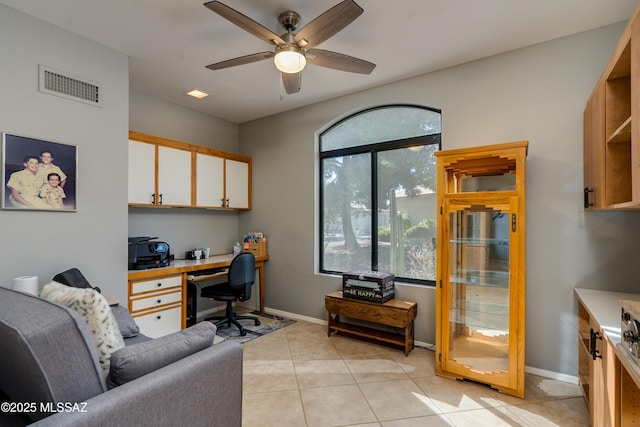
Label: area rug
xmin=212 ymin=311 xmax=296 ymax=345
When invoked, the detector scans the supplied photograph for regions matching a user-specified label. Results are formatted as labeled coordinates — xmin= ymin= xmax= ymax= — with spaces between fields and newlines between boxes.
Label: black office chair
xmin=200 ymin=252 xmax=260 ymax=336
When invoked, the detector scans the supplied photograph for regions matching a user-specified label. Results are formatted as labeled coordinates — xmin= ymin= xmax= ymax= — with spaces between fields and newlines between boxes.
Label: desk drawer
xmin=131 ymin=275 xmax=182 ymax=295
xmin=131 ymin=289 xmax=182 ymax=312
xmin=133 ymin=306 xmax=182 ymax=338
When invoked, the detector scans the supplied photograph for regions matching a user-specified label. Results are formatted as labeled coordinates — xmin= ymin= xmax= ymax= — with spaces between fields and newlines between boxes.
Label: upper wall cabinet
xmin=128 ymin=131 xmax=251 ymax=210
xmin=194 ymin=154 xmax=250 ymax=209
xmin=225 ymin=159 xmax=249 ymax=209
xmin=195 ymin=153 xmax=224 ymax=208
xmin=584 ymin=5 xmax=640 ymax=210
xmin=128 ymin=139 xmax=192 ymax=207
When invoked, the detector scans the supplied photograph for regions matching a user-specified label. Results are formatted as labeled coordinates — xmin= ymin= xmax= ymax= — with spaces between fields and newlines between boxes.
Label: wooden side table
xmin=325 ymin=291 xmax=418 ymax=356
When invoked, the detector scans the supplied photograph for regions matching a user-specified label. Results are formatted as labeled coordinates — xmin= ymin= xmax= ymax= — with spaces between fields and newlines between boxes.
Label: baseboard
xmin=264 ymin=306 xmax=579 ymax=384
xmin=524 ymin=366 xmax=579 ymax=384
xmin=264 ymin=307 xmax=326 ymax=325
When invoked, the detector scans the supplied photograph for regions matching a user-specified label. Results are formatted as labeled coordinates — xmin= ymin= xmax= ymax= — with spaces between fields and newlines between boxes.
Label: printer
xmin=128 ymin=236 xmax=171 ymax=270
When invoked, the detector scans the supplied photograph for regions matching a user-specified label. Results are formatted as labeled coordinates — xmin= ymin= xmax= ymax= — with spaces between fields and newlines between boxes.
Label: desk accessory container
xmin=242 ymin=233 xmax=266 ymax=257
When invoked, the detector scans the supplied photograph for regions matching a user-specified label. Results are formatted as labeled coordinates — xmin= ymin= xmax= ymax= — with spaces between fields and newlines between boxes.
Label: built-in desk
xmin=128 ymin=254 xmax=268 ymax=337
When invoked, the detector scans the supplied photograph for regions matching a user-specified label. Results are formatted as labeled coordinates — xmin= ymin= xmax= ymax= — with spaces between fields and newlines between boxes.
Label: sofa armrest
xmin=31 ymin=340 xmax=242 ymax=427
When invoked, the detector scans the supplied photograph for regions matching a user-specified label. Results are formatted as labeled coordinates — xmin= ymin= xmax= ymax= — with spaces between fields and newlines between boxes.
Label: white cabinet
xmin=129 ymin=131 xmax=251 ymax=210
xmin=195 ymin=153 xmax=224 ymax=207
xmin=128 ymin=140 xmax=156 ymax=205
xmin=128 ymin=139 xmax=192 ymax=206
xmin=195 ymin=153 xmax=250 ymax=209
xmin=157 ymin=146 xmax=192 ymax=206
xmin=129 ymin=274 xmax=184 ymax=339
xmin=134 ymin=306 xmax=182 ymax=339
xmin=225 ymin=159 xmax=249 ymax=209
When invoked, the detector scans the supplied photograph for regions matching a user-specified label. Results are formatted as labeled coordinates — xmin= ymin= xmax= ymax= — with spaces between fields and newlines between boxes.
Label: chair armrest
xmin=31 ymin=340 xmax=242 ymax=427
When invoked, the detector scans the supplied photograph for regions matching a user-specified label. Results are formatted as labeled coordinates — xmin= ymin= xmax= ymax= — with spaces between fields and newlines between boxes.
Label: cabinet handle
xmin=226 ymin=198 xmax=230 ymax=208
xmin=159 ymin=193 xmax=163 ymax=205
xmin=156 ymin=315 xmax=161 ymax=320
xmin=156 ymin=283 xmax=162 ymax=287
xmin=157 ymin=299 xmax=162 ymax=304
xmin=221 ymin=198 xmax=225 ymax=207
xmin=590 ymin=328 xmax=603 ymax=360
xmin=584 ymin=188 xmax=594 ymax=208
xmin=152 ymin=193 xmax=155 ymax=204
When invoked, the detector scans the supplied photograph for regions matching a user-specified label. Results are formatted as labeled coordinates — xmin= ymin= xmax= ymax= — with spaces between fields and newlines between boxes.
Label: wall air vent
xmin=38 ymin=65 xmax=102 ymax=107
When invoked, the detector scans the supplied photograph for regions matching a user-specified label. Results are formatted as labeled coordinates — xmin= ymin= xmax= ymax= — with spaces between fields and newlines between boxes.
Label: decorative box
xmin=342 ymin=271 xmax=395 ymax=303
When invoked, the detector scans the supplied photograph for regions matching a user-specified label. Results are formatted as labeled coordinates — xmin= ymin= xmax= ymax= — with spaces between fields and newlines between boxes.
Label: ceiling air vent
xmin=38 ymin=65 xmax=102 ymax=107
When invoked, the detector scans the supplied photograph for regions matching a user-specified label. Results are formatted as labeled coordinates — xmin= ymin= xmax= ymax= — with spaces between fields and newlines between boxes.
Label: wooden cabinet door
xmin=589 ymin=322 xmax=620 ymax=427
xmin=128 ymin=140 xmax=156 ymax=205
xmin=583 ymin=82 xmax=605 ymax=210
xmin=440 ymin=196 xmax=523 ymax=396
xmin=195 ymin=153 xmax=224 ymax=207
xmin=157 ymin=146 xmax=192 ymax=206
xmin=225 ymin=159 xmax=249 ymax=209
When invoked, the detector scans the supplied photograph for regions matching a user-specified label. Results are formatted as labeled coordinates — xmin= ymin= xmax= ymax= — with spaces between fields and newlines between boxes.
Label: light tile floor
xmin=241 ymin=320 xmax=590 ymax=427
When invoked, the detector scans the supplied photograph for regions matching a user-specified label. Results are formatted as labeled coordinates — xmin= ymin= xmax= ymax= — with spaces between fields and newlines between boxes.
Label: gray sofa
xmin=0 ymin=286 xmax=242 ymax=426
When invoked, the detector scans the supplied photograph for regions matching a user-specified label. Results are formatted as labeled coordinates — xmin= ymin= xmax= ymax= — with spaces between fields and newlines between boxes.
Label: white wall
xmin=0 ymin=6 xmax=129 ymax=302
xmin=240 ymin=22 xmax=640 ymax=376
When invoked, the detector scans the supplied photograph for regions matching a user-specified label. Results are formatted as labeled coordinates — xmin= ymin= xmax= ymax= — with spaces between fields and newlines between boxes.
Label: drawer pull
xmin=156 ymin=283 xmax=162 ymax=287
xmin=157 ymin=299 xmax=162 ymax=304
xmin=156 ymin=315 xmax=161 ymax=320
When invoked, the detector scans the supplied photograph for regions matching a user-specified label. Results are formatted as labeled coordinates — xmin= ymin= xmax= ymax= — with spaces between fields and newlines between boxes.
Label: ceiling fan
xmin=204 ymin=0 xmax=376 ymax=94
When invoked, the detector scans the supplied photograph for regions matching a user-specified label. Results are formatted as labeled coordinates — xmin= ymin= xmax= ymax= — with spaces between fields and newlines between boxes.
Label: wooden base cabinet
xmin=576 ymin=288 xmax=640 ymax=427
xmin=578 ymin=300 xmax=621 ymax=427
xmin=128 ymin=274 xmax=185 ymax=339
xmin=435 ymin=141 xmax=528 ymax=398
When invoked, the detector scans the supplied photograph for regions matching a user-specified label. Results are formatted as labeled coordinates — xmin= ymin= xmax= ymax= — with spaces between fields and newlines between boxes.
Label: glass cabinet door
xmin=441 ymin=197 xmax=519 ymax=387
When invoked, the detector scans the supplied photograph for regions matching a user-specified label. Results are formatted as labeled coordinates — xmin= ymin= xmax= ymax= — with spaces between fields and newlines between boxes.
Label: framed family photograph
xmin=2 ymin=132 xmax=77 ymax=211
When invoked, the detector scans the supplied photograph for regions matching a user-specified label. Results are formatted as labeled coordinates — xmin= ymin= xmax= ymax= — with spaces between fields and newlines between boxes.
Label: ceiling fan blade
xmin=206 ymin=51 xmax=274 ymax=71
xmin=282 ymin=72 xmax=302 ymax=94
xmin=306 ymin=49 xmax=375 ymax=74
xmin=204 ymin=1 xmax=285 ymax=46
xmin=294 ymin=0 xmax=363 ymax=48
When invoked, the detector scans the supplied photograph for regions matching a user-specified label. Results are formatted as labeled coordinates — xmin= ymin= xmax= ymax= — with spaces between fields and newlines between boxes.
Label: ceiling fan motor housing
xmin=278 ymin=11 xmax=301 ymax=32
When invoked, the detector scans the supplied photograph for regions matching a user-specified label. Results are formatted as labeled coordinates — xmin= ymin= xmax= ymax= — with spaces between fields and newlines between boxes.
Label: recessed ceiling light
xmin=187 ymin=89 xmax=208 ymax=99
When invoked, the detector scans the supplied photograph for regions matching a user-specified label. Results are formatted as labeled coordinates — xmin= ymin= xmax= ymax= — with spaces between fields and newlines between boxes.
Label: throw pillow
xmin=110 ymin=304 xmax=140 ymax=338
xmin=106 ymin=321 xmax=216 ymax=389
xmin=41 ymin=281 xmax=125 ymax=377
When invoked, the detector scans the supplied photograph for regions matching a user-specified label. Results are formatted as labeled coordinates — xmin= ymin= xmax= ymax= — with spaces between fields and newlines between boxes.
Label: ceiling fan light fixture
xmin=274 ymin=47 xmax=306 ymax=74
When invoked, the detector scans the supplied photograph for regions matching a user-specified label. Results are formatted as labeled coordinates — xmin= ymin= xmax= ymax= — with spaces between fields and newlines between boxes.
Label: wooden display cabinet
xmin=435 ymin=141 xmax=527 ymax=398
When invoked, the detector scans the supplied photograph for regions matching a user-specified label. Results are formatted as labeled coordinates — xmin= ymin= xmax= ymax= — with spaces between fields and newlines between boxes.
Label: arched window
xmin=319 ymin=105 xmax=441 ymax=285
